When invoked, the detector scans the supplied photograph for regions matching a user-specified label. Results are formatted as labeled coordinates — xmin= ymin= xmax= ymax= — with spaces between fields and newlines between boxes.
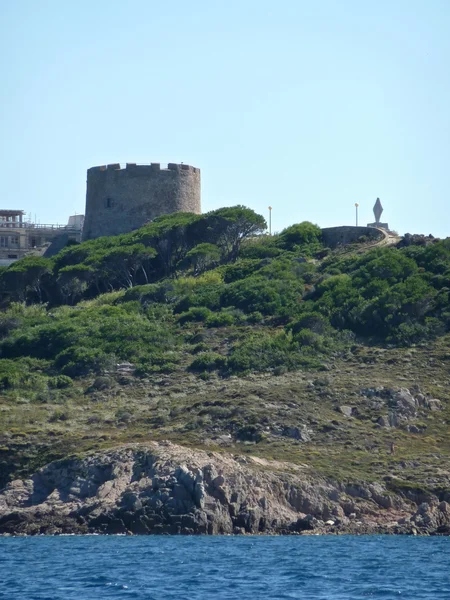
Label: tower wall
xmin=82 ymin=163 xmax=201 ymax=241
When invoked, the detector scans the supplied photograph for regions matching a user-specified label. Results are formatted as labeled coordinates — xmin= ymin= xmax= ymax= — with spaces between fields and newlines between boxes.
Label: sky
xmin=1 ymin=0 xmax=450 ymax=236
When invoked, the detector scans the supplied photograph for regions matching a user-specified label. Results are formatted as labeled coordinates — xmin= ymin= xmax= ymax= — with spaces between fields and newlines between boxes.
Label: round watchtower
xmin=82 ymin=162 xmax=201 ymax=241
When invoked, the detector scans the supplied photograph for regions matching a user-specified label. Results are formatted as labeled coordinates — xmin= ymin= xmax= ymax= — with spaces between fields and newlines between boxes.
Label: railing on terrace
xmin=0 ymin=222 xmax=81 ymax=230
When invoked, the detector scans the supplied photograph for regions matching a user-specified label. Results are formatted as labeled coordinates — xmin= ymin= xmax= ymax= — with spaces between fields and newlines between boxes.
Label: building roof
xmin=0 ymin=210 xmax=26 ymax=216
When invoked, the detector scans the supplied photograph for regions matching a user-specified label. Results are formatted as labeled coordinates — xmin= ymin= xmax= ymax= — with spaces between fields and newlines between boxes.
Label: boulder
xmin=391 ymin=388 xmax=417 ymax=418
xmin=282 ymin=425 xmax=312 ymax=442
xmin=427 ymin=399 xmax=442 ymax=411
xmin=415 ymin=393 xmax=427 ymax=407
xmin=377 ymin=415 xmax=390 ymax=428
xmin=339 ymin=406 xmax=354 ymax=418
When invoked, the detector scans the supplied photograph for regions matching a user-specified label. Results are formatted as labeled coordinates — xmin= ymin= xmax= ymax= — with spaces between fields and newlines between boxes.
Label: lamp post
xmin=268 ymin=206 xmax=272 ymax=235
xmin=355 ymin=203 xmax=359 ymax=227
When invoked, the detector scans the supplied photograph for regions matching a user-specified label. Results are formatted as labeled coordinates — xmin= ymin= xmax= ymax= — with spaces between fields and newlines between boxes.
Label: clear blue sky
xmin=1 ymin=0 xmax=449 ymax=236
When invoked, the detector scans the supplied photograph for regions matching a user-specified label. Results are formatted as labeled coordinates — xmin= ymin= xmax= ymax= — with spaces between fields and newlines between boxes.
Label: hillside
xmin=0 ymin=207 xmax=449 ymax=535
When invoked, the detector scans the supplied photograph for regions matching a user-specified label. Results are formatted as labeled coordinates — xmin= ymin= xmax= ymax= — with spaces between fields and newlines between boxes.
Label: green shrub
xmin=55 ymin=347 xmax=115 ymax=377
xmin=239 ymin=236 xmax=282 ymax=259
xmin=189 ymin=352 xmax=227 ymax=372
xmin=48 ymin=375 xmax=73 ymax=389
xmin=206 ymin=312 xmax=235 ymax=327
xmin=48 ymin=410 xmax=69 ymax=423
xmin=0 ymin=358 xmax=50 ymax=392
xmin=227 ymin=331 xmax=303 ymax=373
xmin=0 ymin=317 xmax=20 ymax=340
xmin=278 ymin=222 xmax=323 ymax=254
xmin=178 ymin=306 xmax=212 ymax=325
xmin=122 ymin=283 xmax=168 ymax=305
xmin=236 ymin=425 xmax=263 ymax=442
xmin=115 ymin=407 xmax=133 ymax=423
xmin=221 ymin=277 xmax=304 ymax=317
xmin=222 ymin=260 xmax=264 ymax=283
xmin=134 ymin=351 xmax=178 ymax=375
xmin=290 ymin=312 xmax=329 ymax=335
xmin=247 ymin=311 xmax=264 ymax=324
xmin=174 ymin=283 xmax=224 ymax=313
xmin=191 ymin=342 xmax=209 ymax=354
xmin=294 ymin=328 xmax=324 ymax=350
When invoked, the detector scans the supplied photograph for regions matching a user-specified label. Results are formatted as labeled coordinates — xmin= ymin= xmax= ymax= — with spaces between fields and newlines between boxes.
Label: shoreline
xmin=1 ymin=441 xmax=449 ymax=538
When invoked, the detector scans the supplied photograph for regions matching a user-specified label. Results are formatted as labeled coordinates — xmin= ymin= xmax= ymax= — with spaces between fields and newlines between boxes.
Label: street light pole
xmin=355 ymin=203 xmax=359 ymax=227
xmin=268 ymin=206 xmax=272 ymax=235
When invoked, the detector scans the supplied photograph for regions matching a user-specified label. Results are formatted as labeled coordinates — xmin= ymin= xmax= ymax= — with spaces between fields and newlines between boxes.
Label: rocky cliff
xmin=1 ymin=442 xmax=449 ymax=536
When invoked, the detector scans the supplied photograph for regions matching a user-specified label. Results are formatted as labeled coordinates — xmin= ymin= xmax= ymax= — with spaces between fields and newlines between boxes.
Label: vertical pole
xmin=268 ymin=206 xmax=272 ymax=235
xmin=355 ymin=203 xmax=359 ymax=227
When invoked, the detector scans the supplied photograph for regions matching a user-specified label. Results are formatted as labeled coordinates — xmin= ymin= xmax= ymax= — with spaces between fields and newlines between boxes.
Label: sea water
xmin=0 ymin=535 xmax=449 ymax=599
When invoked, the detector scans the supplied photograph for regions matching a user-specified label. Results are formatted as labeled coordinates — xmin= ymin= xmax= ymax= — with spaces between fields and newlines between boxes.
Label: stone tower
xmin=82 ymin=162 xmax=201 ymax=241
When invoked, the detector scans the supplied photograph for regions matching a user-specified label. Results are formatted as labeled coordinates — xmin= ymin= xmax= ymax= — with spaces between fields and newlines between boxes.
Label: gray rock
xmin=427 ymin=399 xmax=442 ymax=411
xmin=407 ymin=425 xmax=421 ymax=434
xmin=339 ymin=406 xmax=354 ymax=418
xmin=377 ymin=415 xmax=390 ymax=427
xmin=0 ymin=441 xmax=420 ymax=537
xmin=282 ymin=425 xmax=312 ymax=442
xmin=415 ymin=393 xmax=427 ymax=407
xmin=391 ymin=388 xmax=417 ymax=418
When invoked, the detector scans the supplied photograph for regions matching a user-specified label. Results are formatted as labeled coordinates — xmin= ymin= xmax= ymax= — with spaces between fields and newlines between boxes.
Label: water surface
xmin=0 ymin=535 xmax=449 ymax=599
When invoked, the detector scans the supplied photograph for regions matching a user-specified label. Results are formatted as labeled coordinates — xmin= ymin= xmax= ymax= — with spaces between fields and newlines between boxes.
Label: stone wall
xmin=82 ymin=163 xmax=201 ymax=241
xmin=321 ymin=226 xmax=384 ymax=248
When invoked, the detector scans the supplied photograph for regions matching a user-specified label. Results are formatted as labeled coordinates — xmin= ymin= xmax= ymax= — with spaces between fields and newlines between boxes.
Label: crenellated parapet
xmin=88 ymin=163 xmax=200 ymax=174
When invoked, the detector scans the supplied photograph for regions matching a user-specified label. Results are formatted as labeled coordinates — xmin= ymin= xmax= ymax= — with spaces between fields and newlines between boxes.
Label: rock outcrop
xmin=360 ymin=386 xmax=442 ymax=429
xmin=1 ymin=441 xmax=448 ymax=536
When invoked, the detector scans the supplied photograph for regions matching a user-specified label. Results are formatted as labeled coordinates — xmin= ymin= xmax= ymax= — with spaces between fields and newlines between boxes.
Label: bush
xmin=278 ymin=222 xmax=323 ymax=254
xmin=0 ymin=358 xmax=50 ymax=392
xmin=247 ymin=311 xmax=264 ymax=324
xmin=206 ymin=312 xmax=235 ymax=327
xmin=48 ymin=410 xmax=69 ymax=423
xmin=91 ymin=376 xmax=113 ymax=390
xmin=221 ymin=277 xmax=304 ymax=317
xmin=0 ymin=317 xmax=20 ymax=340
xmin=290 ymin=312 xmax=329 ymax=335
xmin=48 ymin=375 xmax=73 ymax=389
xmin=294 ymin=328 xmax=324 ymax=350
xmin=236 ymin=425 xmax=263 ymax=442
xmin=227 ymin=332 xmax=303 ymax=373
xmin=178 ymin=306 xmax=212 ymax=325
xmin=189 ymin=352 xmax=227 ymax=372
xmin=174 ymin=283 xmax=224 ymax=313
xmin=222 ymin=260 xmax=264 ymax=283
xmin=191 ymin=342 xmax=209 ymax=354
xmin=239 ymin=236 xmax=282 ymax=259
xmin=115 ymin=407 xmax=133 ymax=423
xmin=55 ymin=347 xmax=115 ymax=377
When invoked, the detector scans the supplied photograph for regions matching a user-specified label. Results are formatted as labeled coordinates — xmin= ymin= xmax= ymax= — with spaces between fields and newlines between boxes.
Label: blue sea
xmin=0 ymin=535 xmax=449 ymax=600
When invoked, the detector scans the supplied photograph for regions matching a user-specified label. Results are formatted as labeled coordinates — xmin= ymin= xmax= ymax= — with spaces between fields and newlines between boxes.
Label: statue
xmin=373 ymin=198 xmax=383 ymax=225
xmin=367 ymin=197 xmax=389 ymax=230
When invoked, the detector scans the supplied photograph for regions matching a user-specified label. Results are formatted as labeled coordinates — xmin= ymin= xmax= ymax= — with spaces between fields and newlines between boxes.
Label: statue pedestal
xmin=367 ymin=222 xmax=389 ymax=230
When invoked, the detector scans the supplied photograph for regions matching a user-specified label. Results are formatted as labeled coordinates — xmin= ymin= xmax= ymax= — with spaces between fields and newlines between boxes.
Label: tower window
xmin=105 ymin=197 xmax=113 ymax=208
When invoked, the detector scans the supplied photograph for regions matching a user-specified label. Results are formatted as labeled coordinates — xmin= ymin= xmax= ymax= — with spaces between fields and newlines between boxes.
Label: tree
xmin=134 ymin=212 xmax=201 ymax=276
xmin=202 ymin=206 xmax=267 ymax=262
xmin=89 ymin=244 xmax=157 ymax=289
xmin=278 ymin=222 xmax=322 ymax=252
xmin=57 ymin=264 xmax=93 ymax=305
xmin=2 ymin=257 xmax=53 ymax=303
xmin=184 ymin=243 xmax=221 ymax=274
